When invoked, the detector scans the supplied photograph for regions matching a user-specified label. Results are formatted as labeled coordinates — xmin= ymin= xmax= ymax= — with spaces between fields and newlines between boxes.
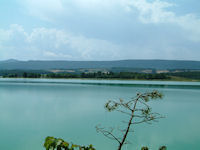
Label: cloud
xmin=21 ymin=0 xmax=125 ymax=15
xmin=1 ymin=0 xmax=200 ymax=61
xmin=43 ymin=51 xmax=73 ymax=59
xmin=0 ymin=24 xmax=200 ymax=61
xmin=20 ymin=0 xmax=64 ymax=21
xmin=19 ymin=0 xmax=200 ymax=42
xmin=0 ymin=24 xmax=121 ymax=60
xmin=130 ymin=0 xmax=175 ymax=23
xmin=128 ymin=0 xmax=200 ymax=42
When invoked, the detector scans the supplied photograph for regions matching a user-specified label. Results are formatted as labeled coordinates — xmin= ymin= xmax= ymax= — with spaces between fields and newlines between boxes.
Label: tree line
xmin=1 ymin=71 xmax=170 ymax=80
xmin=1 ymin=70 xmax=200 ymax=80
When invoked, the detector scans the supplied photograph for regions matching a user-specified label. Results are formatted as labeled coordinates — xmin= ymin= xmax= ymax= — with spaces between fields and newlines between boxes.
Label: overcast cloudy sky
xmin=0 ymin=0 xmax=200 ymax=61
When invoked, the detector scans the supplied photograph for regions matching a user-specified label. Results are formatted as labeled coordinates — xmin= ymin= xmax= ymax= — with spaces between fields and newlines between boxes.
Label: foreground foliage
xmin=44 ymin=136 xmax=95 ymax=150
xmin=43 ymin=136 xmax=166 ymax=150
xmin=141 ymin=146 xmax=167 ymax=150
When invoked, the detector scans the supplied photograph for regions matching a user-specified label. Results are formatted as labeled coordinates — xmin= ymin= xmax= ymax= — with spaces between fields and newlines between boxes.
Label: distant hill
xmin=0 ymin=59 xmax=200 ymax=70
xmin=0 ymin=59 xmax=19 ymax=64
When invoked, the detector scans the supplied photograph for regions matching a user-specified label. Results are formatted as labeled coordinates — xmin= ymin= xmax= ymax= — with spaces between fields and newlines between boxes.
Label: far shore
xmin=0 ymin=77 xmax=199 ymax=82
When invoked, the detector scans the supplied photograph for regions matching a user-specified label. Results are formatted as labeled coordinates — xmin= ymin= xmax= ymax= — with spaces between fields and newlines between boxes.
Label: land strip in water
xmin=0 ymin=69 xmax=200 ymax=82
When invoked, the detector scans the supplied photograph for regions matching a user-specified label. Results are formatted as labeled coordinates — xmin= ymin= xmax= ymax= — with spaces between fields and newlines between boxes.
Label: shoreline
xmin=0 ymin=77 xmax=199 ymax=82
xmin=1 ymin=77 xmax=200 ymax=88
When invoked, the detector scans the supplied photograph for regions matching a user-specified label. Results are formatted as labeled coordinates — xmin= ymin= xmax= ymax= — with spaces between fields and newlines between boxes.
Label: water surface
xmin=0 ymin=79 xmax=199 ymax=150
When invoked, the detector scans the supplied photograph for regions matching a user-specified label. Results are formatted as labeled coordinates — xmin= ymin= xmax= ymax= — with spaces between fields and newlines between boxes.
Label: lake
xmin=0 ymin=78 xmax=200 ymax=150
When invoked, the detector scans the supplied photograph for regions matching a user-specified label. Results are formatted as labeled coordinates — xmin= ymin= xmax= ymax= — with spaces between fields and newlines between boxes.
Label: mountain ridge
xmin=0 ymin=59 xmax=200 ymax=70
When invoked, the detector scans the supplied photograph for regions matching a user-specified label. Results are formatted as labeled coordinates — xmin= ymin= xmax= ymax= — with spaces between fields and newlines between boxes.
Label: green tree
xmin=23 ymin=72 xmax=27 ymax=78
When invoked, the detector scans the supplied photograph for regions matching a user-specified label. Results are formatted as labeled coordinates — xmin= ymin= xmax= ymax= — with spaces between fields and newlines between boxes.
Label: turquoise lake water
xmin=0 ymin=78 xmax=200 ymax=150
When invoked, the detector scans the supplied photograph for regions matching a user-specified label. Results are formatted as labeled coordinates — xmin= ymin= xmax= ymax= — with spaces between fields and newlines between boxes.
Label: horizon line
xmin=1 ymin=58 xmax=200 ymax=62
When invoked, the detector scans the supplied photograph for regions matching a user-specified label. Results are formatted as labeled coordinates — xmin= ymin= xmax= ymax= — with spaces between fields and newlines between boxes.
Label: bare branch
xmin=116 ymin=110 xmax=132 ymax=116
xmin=131 ymin=115 xmax=164 ymax=125
xmin=138 ymin=99 xmax=150 ymax=108
xmin=96 ymin=125 xmax=121 ymax=144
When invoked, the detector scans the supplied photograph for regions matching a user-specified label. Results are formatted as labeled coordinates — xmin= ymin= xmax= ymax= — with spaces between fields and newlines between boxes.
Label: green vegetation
xmin=44 ymin=136 xmax=95 ymax=150
xmin=2 ymin=70 xmax=200 ymax=81
xmin=167 ymin=71 xmax=200 ymax=80
xmin=141 ymin=146 xmax=166 ymax=150
xmin=81 ymin=72 xmax=169 ymax=80
xmin=0 ymin=70 xmax=48 ymax=78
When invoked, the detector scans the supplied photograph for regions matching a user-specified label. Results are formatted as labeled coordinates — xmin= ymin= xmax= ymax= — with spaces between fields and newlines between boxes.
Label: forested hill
xmin=0 ymin=59 xmax=200 ymax=70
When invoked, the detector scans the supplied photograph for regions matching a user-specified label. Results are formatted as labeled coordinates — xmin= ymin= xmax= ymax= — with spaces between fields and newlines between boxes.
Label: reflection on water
xmin=0 ymin=79 xmax=200 ymax=150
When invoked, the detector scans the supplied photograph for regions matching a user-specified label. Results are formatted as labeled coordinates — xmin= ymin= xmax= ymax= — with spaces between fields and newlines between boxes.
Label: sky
xmin=0 ymin=0 xmax=200 ymax=61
